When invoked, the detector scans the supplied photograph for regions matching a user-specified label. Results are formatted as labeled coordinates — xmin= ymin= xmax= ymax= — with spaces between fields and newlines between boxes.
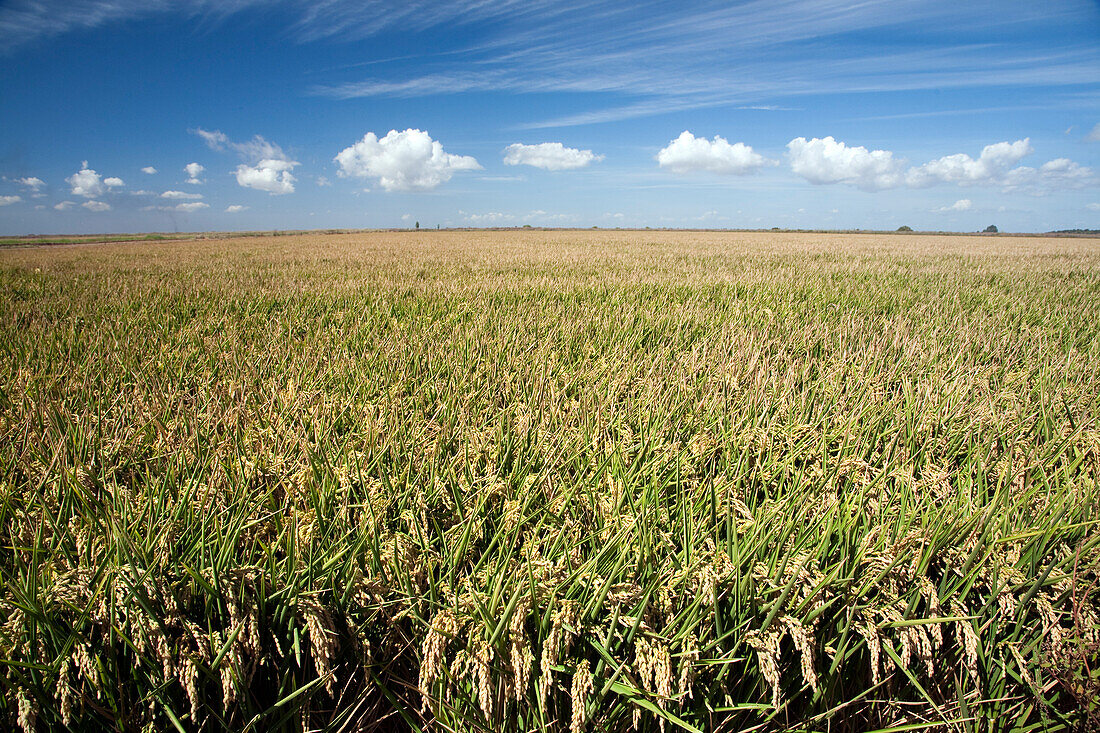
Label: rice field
xmin=1 ymin=229 xmax=1098 ymax=732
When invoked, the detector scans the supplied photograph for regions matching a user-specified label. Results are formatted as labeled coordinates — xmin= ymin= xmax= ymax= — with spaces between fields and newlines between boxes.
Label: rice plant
xmin=1 ymin=230 xmax=1097 ymax=731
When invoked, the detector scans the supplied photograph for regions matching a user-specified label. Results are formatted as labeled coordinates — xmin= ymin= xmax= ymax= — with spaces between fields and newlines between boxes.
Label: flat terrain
xmin=1 ymin=230 xmax=1098 ymax=731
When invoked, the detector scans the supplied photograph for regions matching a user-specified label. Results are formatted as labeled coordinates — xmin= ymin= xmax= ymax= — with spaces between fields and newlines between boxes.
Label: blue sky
xmin=1 ymin=0 xmax=1098 ymax=234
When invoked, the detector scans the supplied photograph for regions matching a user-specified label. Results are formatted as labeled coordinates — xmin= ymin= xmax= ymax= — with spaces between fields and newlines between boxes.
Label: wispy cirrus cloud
xmin=0 ymin=0 xmax=266 ymax=53
xmin=307 ymin=1 xmax=1100 ymax=127
xmin=144 ymin=202 xmax=209 ymax=212
xmin=6 ymin=1 xmax=1097 ymax=130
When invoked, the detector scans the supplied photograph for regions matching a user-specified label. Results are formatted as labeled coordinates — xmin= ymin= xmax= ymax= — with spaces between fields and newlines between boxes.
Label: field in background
xmin=1 ymin=230 xmax=1098 ymax=731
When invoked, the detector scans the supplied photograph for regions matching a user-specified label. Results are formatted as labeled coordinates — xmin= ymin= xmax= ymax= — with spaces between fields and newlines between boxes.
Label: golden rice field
xmin=1 ymin=230 xmax=1098 ymax=732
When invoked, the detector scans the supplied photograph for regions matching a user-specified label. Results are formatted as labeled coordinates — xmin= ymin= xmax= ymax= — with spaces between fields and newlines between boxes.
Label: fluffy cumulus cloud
xmin=161 ymin=190 xmax=203 ymax=200
xmin=786 ymin=136 xmax=1094 ymax=194
xmin=334 ymin=128 xmax=481 ymax=191
xmin=54 ymin=201 xmax=75 ymax=211
xmin=787 ymin=136 xmax=906 ymax=191
xmin=657 ymin=131 xmax=773 ymax=175
xmin=235 ymin=159 xmax=297 ymax=195
xmin=1088 ymin=123 xmax=1100 ymax=142
xmin=104 ymin=176 xmax=124 ymax=188
xmin=15 ymin=176 xmax=44 ymax=190
xmin=142 ymin=166 xmax=157 ymax=175
xmin=906 ymin=139 xmax=1032 ymax=187
xmin=503 ymin=142 xmax=603 ymax=170
xmin=82 ymin=200 xmax=110 ymax=212
xmin=185 ymin=162 xmax=204 ymax=184
xmin=0 ymin=195 xmax=21 ymax=206
xmin=66 ymin=162 xmax=108 ymax=198
xmin=1034 ymin=158 xmax=1095 ymax=187
xmin=225 ymin=205 xmax=247 ymax=213
xmin=997 ymin=156 xmax=1097 ymax=194
xmin=936 ymin=198 xmax=972 ymax=212
xmin=194 ymin=128 xmax=299 ymax=195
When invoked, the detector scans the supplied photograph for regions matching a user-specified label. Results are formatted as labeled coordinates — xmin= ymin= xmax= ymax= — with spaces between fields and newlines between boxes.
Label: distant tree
xmin=983 ymin=225 xmax=998 ymax=233
xmin=897 ymin=225 xmax=913 ymax=232
xmin=415 ymin=221 xmax=419 ymax=229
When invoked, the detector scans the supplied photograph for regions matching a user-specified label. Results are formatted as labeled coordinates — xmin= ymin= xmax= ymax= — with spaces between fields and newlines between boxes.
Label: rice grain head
xmin=782 ymin=616 xmax=818 ymax=693
xmin=570 ymin=659 xmax=593 ymax=733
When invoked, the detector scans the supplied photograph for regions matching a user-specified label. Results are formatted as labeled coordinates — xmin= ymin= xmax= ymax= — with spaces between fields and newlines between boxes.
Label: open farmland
xmin=1 ymin=229 xmax=1098 ymax=731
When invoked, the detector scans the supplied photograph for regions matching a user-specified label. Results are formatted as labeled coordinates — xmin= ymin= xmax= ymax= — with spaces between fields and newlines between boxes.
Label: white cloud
xmin=0 ymin=195 xmax=21 ymax=206
xmin=1088 ymin=123 xmax=1100 ymax=142
xmin=4 ymin=2 xmax=1098 ymax=134
xmin=906 ymin=139 xmax=1032 ymax=187
xmin=185 ymin=162 xmax=204 ymax=184
xmin=936 ymin=198 xmax=972 ymax=212
xmin=784 ymin=136 xmax=1093 ymax=194
xmin=144 ymin=202 xmax=210 ymax=212
xmin=142 ymin=166 xmax=157 ymax=174
xmin=225 ymin=204 xmax=247 ymax=213
xmin=695 ymin=209 xmax=725 ymax=221
xmin=235 ymin=159 xmax=297 ymax=195
xmin=503 ymin=142 xmax=603 ymax=170
xmin=459 ymin=209 xmax=574 ymax=225
xmin=66 ymin=161 xmax=107 ymax=198
xmin=103 ymin=176 xmax=124 ymax=188
xmin=15 ymin=176 xmax=44 ymax=190
xmin=161 ymin=190 xmax=203 ymax=200
xmin=334 ymin=128 xmax=480 ymax=191
xmin=54 ymin=200 xmax=75 ymax=211
xmin=1037 ymin=158 xmax=1095 ymax=187
xmin=999 ymin=158 xmax=1097 ymax=194
xmin=463 ymin=211 xmax=510 ymax=224
xmin=193 ymin=128 xmax=299 ymax=195
xmin=194 ymin=128 xmax=230 ymax=150
xmin=658 ymin=131 xmax=773 ymax=175
xmin=787 ymin=136 xmax=906 ymax=191
xmin=194 ymin=128 xmax=287 ymax=161
xmin=316 ymin=175 xmax=331 ymax=186
xmin=130 ymin=190 xmax=155 ymax=196
xmin=82 ymin=200 xmax=111 ymax=212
